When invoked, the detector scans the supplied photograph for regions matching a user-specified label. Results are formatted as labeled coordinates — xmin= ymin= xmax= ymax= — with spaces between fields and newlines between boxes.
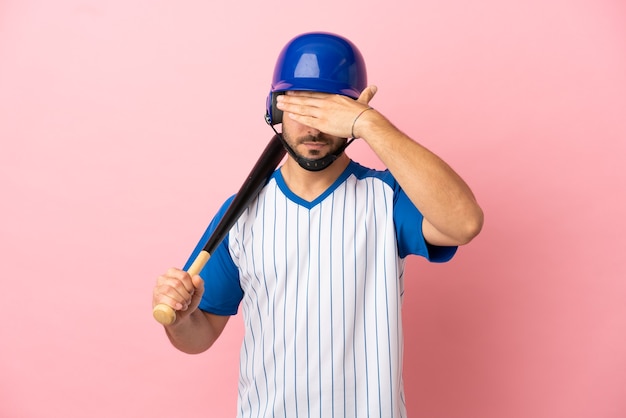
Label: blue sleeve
xmin=182 ymin=196 xmax=243 ymax=315
xmin=393 ymin=186 xmax=457 ymax=263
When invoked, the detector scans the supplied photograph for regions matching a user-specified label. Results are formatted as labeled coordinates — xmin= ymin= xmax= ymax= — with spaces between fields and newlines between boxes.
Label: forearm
xmin=164 ymin=309 xmax=227 ymax=354
xmin=357 ymin=112 xmax=483 ymax=245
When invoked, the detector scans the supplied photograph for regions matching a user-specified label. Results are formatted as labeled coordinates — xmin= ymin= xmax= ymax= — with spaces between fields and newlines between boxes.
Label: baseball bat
xmin=152 ymin=134 xmax=286 ymax=325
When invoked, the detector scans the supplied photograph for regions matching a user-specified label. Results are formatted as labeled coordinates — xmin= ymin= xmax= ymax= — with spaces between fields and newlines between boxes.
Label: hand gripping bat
xmin=152 ymin=134 xmax=286 ymax=325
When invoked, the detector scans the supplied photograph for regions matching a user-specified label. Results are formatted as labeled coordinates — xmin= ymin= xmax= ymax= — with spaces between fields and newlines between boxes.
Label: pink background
xmin=1 ymin=0 xmax=625 ymax=417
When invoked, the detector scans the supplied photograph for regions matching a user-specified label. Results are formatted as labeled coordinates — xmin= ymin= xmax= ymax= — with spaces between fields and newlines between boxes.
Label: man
xmin=152 ymin=32 xmax=483 ymax=417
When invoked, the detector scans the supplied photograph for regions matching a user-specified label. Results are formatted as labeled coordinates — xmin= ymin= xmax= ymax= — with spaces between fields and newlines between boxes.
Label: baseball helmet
xmin=265 ymin=32 xmax=368 ymax=125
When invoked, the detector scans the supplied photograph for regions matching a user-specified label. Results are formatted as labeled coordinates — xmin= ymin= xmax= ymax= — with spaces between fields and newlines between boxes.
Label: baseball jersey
xmin=184 ymin=161 xmax=456 ymax=418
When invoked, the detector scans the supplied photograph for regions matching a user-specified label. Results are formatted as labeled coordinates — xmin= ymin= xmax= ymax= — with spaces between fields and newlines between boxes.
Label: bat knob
xmin=153 ymin=304 xmax=176 ymax=325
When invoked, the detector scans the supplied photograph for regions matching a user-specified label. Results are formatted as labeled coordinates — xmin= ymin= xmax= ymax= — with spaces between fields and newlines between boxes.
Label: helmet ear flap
xmin=265 ymin=92 xmax=284 ymax=125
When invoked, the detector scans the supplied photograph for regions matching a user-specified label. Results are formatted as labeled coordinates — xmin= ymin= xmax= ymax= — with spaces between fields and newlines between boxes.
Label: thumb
xmin=358 ymin=85 xmax=378 ymax=105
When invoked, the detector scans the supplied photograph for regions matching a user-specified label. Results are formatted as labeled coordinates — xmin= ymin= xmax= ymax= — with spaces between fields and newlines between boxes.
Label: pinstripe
xmin=340 ymin=183 xmax=349 ymax=418
xmin=381 ymin=183 xmax=395 ymax=418
xmin=260 ymin=189 xmax=270 ymax=418
xmin=320 ymin=194 xmax=332 ymax=417
xmin=251 ymin=200 xmax=268 ymax=418
xmin=351 ymin=178 xmax=359 ymax=416
xmin=316 ymin=203 xmax=323 ymax=418
xmin=239 ymin=217 xmax=258 ymax=415
xmin=228 ymin=164 xmax=415 ymax=418
xmin=240 ymin=330 xmax=251 ymax=415
xmin=294 ymin=204 xmax=301 ymax=417
xmin=261 ymin=192 xmax=271 ymax=316
xmin=271 ymin=185 xmax=279 ymax=418
xmin=305 ymin=207 xmax=311 ymax=418
xmin=281 ymin=191 xmax=289 ymax=417
xmin=372 ymin=179 xmax=383 ymax=417
xmin=362 ymin=178 xmax=370 ymax=417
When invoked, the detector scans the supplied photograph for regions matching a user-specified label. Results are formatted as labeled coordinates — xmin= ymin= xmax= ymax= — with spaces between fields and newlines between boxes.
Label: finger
xmin=191 ymin=274 xmax=205 ymax=293
xmin=279 ymin=92 xmax=342 ymax=110
xmin=284 ymin=90 xmax=328 ymax=99
xmin=187 ymin=275 xmax=205 ymax=311
xmin=153 ymin=289 xmax=186 ymax=311
xmin=164 ymin=267 xmax=195 ymax=293
xmin=357 ymin=85 xmax=378 ymax=105
xmin=154 ymin=272 xmax=195 ymax=310
xmin=276 ymin=97 xmax=322 ymax=119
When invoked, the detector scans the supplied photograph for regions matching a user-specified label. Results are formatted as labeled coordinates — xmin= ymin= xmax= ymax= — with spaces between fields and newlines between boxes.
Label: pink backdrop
xmin=1 ymin=1 xmax=625 ymax=417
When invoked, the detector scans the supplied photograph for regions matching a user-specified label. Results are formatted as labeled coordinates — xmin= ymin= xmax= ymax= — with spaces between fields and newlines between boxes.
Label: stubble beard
xmin=284 ymin=132 xmax=347 ymax=160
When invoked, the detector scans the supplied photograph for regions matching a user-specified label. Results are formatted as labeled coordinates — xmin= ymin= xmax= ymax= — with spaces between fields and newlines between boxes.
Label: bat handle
xmin=152 ymin=251 xmax=211 ymax=326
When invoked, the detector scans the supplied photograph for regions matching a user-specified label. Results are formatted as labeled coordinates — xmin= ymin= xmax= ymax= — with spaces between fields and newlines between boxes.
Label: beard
xmin=283 ymin=132 xmax=348 ymax=160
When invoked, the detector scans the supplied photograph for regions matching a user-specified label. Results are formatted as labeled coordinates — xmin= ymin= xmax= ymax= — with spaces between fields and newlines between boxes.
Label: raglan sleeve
xmin=393 ymin=184 xmax=458 ymax=263
xmin=182 ymin=196 xmax=243 ymax=315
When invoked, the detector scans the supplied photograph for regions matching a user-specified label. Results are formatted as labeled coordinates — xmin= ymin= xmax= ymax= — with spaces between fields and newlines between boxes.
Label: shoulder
xmin=347 ymin=160 xmax=399 ymax=190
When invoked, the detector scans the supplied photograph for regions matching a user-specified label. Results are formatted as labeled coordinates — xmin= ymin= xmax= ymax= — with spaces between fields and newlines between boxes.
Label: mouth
xmin=302 ymin=141 xmax=329 ymax=148
xmin=298 ymin=136 xmax=331 ymax=155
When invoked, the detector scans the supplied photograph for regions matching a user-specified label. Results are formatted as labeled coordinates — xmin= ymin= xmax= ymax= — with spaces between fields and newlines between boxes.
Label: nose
xmin=306 ymin=127 xmax=321 ymax=136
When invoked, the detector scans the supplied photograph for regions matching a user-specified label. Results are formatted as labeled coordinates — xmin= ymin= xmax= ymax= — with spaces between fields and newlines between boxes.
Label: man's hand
xmin=152 ymin=268 xmax=204 ymax=325
xmin=276 ymin=85 xmax=378 ymax=138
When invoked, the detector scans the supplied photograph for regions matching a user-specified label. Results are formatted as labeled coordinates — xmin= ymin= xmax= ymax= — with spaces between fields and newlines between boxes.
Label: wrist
xmin=351 ymin=107 xmax=374 ymax=139
xmin=353 ymin=108 xmax=390 ymax=142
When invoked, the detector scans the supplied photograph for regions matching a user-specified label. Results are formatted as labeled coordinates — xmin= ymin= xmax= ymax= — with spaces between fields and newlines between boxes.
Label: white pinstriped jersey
xmin=186 ymin=161 xmax=456 ymax=418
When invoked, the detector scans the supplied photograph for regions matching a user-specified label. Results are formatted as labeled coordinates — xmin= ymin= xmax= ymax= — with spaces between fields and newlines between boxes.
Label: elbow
xmin=166 ymin=334 xmax=213 ymax=355
xmin=457 ymin=207 xmax=484 ymax=245
xmin=423 ymin=205 xmax=484 ymax=247
xmin=175 ymin=345 xmax=212 ymax=355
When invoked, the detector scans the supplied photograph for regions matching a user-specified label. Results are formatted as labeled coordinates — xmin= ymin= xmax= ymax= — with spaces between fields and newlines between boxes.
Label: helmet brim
xmin=272 ymin=79 xmax=362 ymax=100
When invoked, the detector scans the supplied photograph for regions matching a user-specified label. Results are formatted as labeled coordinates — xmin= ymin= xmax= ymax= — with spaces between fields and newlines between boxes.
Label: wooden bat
xmin=152 ymin=134 xmax=286 ymax=325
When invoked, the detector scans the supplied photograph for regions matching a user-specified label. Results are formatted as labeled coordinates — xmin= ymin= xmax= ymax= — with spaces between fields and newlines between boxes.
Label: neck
xmin=280 ymin=153 xmax=350 ymax=202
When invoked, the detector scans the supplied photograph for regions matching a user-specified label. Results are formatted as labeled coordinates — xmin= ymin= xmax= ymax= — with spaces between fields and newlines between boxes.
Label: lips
xmin=302 ymin=141 xmax=328 ymax=148
xmin=300 ymin=140 xmax=330 ymax=153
